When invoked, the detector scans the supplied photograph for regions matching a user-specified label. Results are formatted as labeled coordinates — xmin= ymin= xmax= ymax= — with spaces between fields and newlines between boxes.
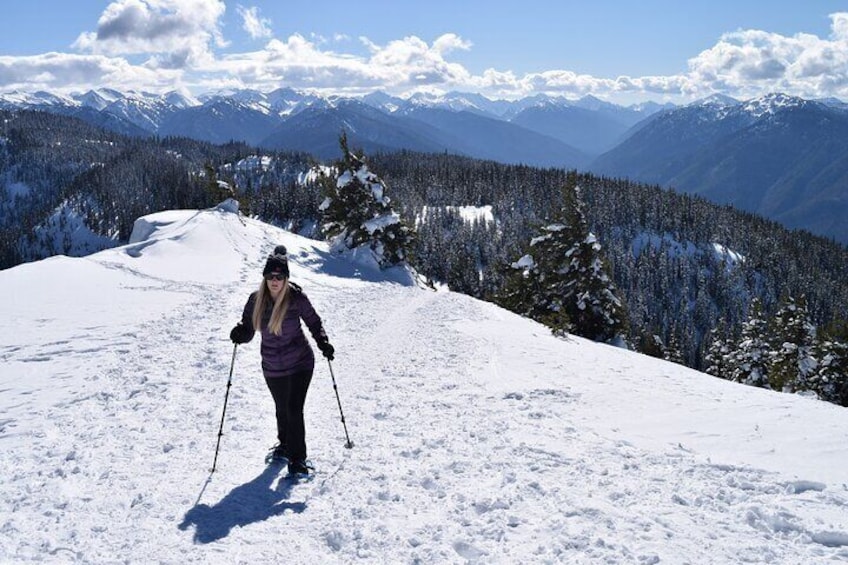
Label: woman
xmin=229 ymin=245 xmax=334 ymax=476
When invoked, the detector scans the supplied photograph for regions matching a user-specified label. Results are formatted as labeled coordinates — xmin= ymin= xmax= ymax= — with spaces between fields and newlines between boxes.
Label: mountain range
xmin=2 ymin=88 xmax=848 ymax=243
xmin=0 ymin=88 xmax=664 ymax=168
xmin=591 ymin=93 xmax=848 ymax=243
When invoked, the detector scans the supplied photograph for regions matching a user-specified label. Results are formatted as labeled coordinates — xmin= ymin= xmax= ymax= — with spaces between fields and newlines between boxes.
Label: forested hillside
xmin=369 ymin=152 xmax=848 ymax=372
xmin=590 ymin=95 xmax=848 ymax=243
xmin=0 ymin=110 xmax=312 ymax=266
xmin=2 ymin=110 xmax=846 ymax=402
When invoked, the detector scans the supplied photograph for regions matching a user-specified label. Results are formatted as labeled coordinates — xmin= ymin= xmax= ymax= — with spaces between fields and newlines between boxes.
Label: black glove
xmin=229 ymin=323 xmax=252 ymax=344
xmin=318 ymin=341 xmax=335 ymax=361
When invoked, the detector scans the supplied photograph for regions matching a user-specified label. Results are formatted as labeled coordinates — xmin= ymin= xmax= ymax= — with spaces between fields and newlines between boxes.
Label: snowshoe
xmin=286 ymin=459 xmax=314 ymax=479
xmin=264 ymin=444 xmax=288 ymax=465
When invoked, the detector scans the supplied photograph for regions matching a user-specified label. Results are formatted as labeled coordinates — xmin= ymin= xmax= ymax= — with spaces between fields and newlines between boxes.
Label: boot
xmin=287 ymin=459 xmax=313 ymax=476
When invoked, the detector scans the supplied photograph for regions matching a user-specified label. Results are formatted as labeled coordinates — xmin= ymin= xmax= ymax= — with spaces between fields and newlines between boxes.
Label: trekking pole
xmin=327 ymin=359 xmax=354 ymax=449
xmin=211 ymin=344 xmax=238 ymax=473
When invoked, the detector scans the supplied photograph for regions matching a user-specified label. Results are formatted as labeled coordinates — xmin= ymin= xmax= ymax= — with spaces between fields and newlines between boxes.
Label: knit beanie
xmin=263 ymin=245 xmax=289 ymax=277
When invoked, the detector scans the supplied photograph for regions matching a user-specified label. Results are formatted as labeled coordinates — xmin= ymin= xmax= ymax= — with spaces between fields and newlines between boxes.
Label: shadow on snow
xmin=298 ymin=246 xmax=418 ymax=287
xmin=178 ymin=465 xmax=307 ymax=544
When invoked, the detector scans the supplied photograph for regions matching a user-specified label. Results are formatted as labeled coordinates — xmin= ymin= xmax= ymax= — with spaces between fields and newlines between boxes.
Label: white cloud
xmin=686 ymin=12 xmax=848 ymax=99
xmin=830 ymin=12 xmax=848 ymax=40
xmin=3 ymin=8 xmax=848 ymax=103
xmin=72 ymin=0 xmax=227 ymax=69
xmin=432 ymin=33 xmax=473 ymax=55
xmin=0 ymin=52 xmax=177 ymax=93
xmin=207 ymin=33 xmax=475 ymax=93
xmin=238 ymin=5 xmax=272 ymax=40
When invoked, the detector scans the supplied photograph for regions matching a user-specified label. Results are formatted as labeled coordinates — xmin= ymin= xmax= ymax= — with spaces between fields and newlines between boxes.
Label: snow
xmin=225 ymin=155 xmax=273 ymax=172
xmin=512 ymin=254 xmax=536 ymax=270
xmin=631 ymin=232 xmax=745 ymax=271
xmin=1 ymin=204 xmax=848 ymax=563
xmin=712 ymin=242 xmax=746 ymax=265
xmin=417 ymin=206 xmax=495 ymax=226
xmin=530 ymin=234 xmax=552 ymax=246
xmin=631 ymin=232 xmax=699 ymax=259
xmin=30 ymin=205 xmax=117 ymax=257
xmin=743 ymin=94 xmax=804 ymax=118
xmin=362 ymin=213 xmax=400 ymax=235
xmin=300 ymin=165 xmax=334 ymax=186
xmin=337 ymin=164 xmax=390 ymax=206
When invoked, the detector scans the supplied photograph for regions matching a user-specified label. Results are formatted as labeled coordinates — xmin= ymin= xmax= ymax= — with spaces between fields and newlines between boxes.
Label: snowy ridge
xmin=1 ymin=204 xmax=847 ymax=563
xmin=742 ymin=93 xmax=807 ymax=118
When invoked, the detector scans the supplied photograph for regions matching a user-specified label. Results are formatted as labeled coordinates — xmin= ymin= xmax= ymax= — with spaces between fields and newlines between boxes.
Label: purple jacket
xmin=239 ymin=284 xmax=328 ymax=378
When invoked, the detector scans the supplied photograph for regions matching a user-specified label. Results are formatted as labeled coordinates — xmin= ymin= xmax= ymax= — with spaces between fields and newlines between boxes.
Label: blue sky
xmin=2 ymin=0 xmax=847 ymax=103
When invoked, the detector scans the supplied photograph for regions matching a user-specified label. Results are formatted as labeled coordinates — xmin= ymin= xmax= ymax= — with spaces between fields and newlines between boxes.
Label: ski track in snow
xmin=1 ymin=210 xmax=848 ymax=564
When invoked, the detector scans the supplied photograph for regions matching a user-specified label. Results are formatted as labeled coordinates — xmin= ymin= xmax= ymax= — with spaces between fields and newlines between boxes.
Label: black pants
xmin=264 ymin=369 xmax=313 ymax=461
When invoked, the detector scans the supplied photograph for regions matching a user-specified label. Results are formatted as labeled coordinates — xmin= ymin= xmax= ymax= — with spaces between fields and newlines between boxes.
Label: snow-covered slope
xmin=1 ymin=203 xmax=847 ymax=563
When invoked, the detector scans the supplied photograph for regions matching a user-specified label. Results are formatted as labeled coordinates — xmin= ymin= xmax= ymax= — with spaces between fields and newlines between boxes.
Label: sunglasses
xmin=265 ymin=273 xmax=286 ymax=281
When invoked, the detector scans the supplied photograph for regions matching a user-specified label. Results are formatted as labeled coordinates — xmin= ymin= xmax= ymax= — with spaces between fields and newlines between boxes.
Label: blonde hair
xmin=251 ymin=278 xmax=291 ymax=336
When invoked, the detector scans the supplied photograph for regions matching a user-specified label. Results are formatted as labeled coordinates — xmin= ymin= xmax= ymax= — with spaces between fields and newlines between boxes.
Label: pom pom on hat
xmin=263 ymin=245 xmax=289 ymax=277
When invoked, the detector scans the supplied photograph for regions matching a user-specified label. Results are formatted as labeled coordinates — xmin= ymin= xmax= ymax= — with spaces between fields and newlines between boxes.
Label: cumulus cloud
xmin=432 ymin=33 xmax=473 ymax=55
xmin=72 ymin=0 xmax=227 ymax=68
xmin=686 ymin=12 xmax=848 ymax=99
xmin=238 ymin=5 xmax=272 ymax=40
xmin=208 ymin=33 xmax=475 ymax=94
xmin=831 ymin=12 xmax=848 ymax=39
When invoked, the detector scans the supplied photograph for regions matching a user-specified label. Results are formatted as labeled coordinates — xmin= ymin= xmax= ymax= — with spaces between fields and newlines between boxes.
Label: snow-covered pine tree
xmin=495 ymin=228 xmax=572 ymax=335
xmin=767 ymin=294 xmax=817 ymax=393
xmin=319 ymin=133 xmax=415 ymax=269
xmin=557 ymin=181 xmax=628 ymax=342
xmin=728 ymin=298 xmax=770 ymax=388
xmin=808 ymin=320 xmax=848 ymax=406
xmin=704 ymin=324 xmax=733 ymax=379
xmin=664 ymin=322 xmax=686 ymax=365
xmin=810 ymin=338 xmax=848 ymax=406
xmin=496 ymin=179 xmax=627 ymax=342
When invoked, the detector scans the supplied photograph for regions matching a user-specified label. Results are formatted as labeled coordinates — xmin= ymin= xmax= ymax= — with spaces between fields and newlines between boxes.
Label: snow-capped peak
xmin=361 ymin=91 xmax=407 ymax=113
xmin=161 ymin=89 xmax=200 ymax=108
xmin=689 ymin=93 xmax=740 ymax=108
xmin=742 ymin=93 xmax=807 ymax=117
xmin=574 ymin=94 xmax=616 ymax=111
xmin=198 ymin=89 xmax=274 ymax=114
xmin=73 ymin=89 xmax=124 ymax=110
xmin=0 ymin=90 xmax=77 ymax=108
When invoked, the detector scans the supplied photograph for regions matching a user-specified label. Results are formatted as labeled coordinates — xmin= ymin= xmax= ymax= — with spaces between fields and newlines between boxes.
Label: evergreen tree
xmin=204 ymin=163 xmax=234 ymax=202
xmin=810 ymin=338 xmax=848 ymax=406
xmin=704 ymin=324 xmax=733 ymax=379
xmin=728 ymin=298 xmax=770 ymax=388
xmin=556 ymin=181 xmax=628 ymax=342
xmin=496 ymin=229 xmax=572 ymax=335
xmin=319 ymin=133 xmax=415 ymax=268
xmin=767 ymin=294 xmax=817 ymax=392
xmin=664 ymin=327 xmax=685 ymax=365
xmin=638 ymin=330 xmax=666 ymax=360
xmin=496 ymin=180 xmax=627 ymax=342
xmin=809 ymin=320 xmax=848 ymax=406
